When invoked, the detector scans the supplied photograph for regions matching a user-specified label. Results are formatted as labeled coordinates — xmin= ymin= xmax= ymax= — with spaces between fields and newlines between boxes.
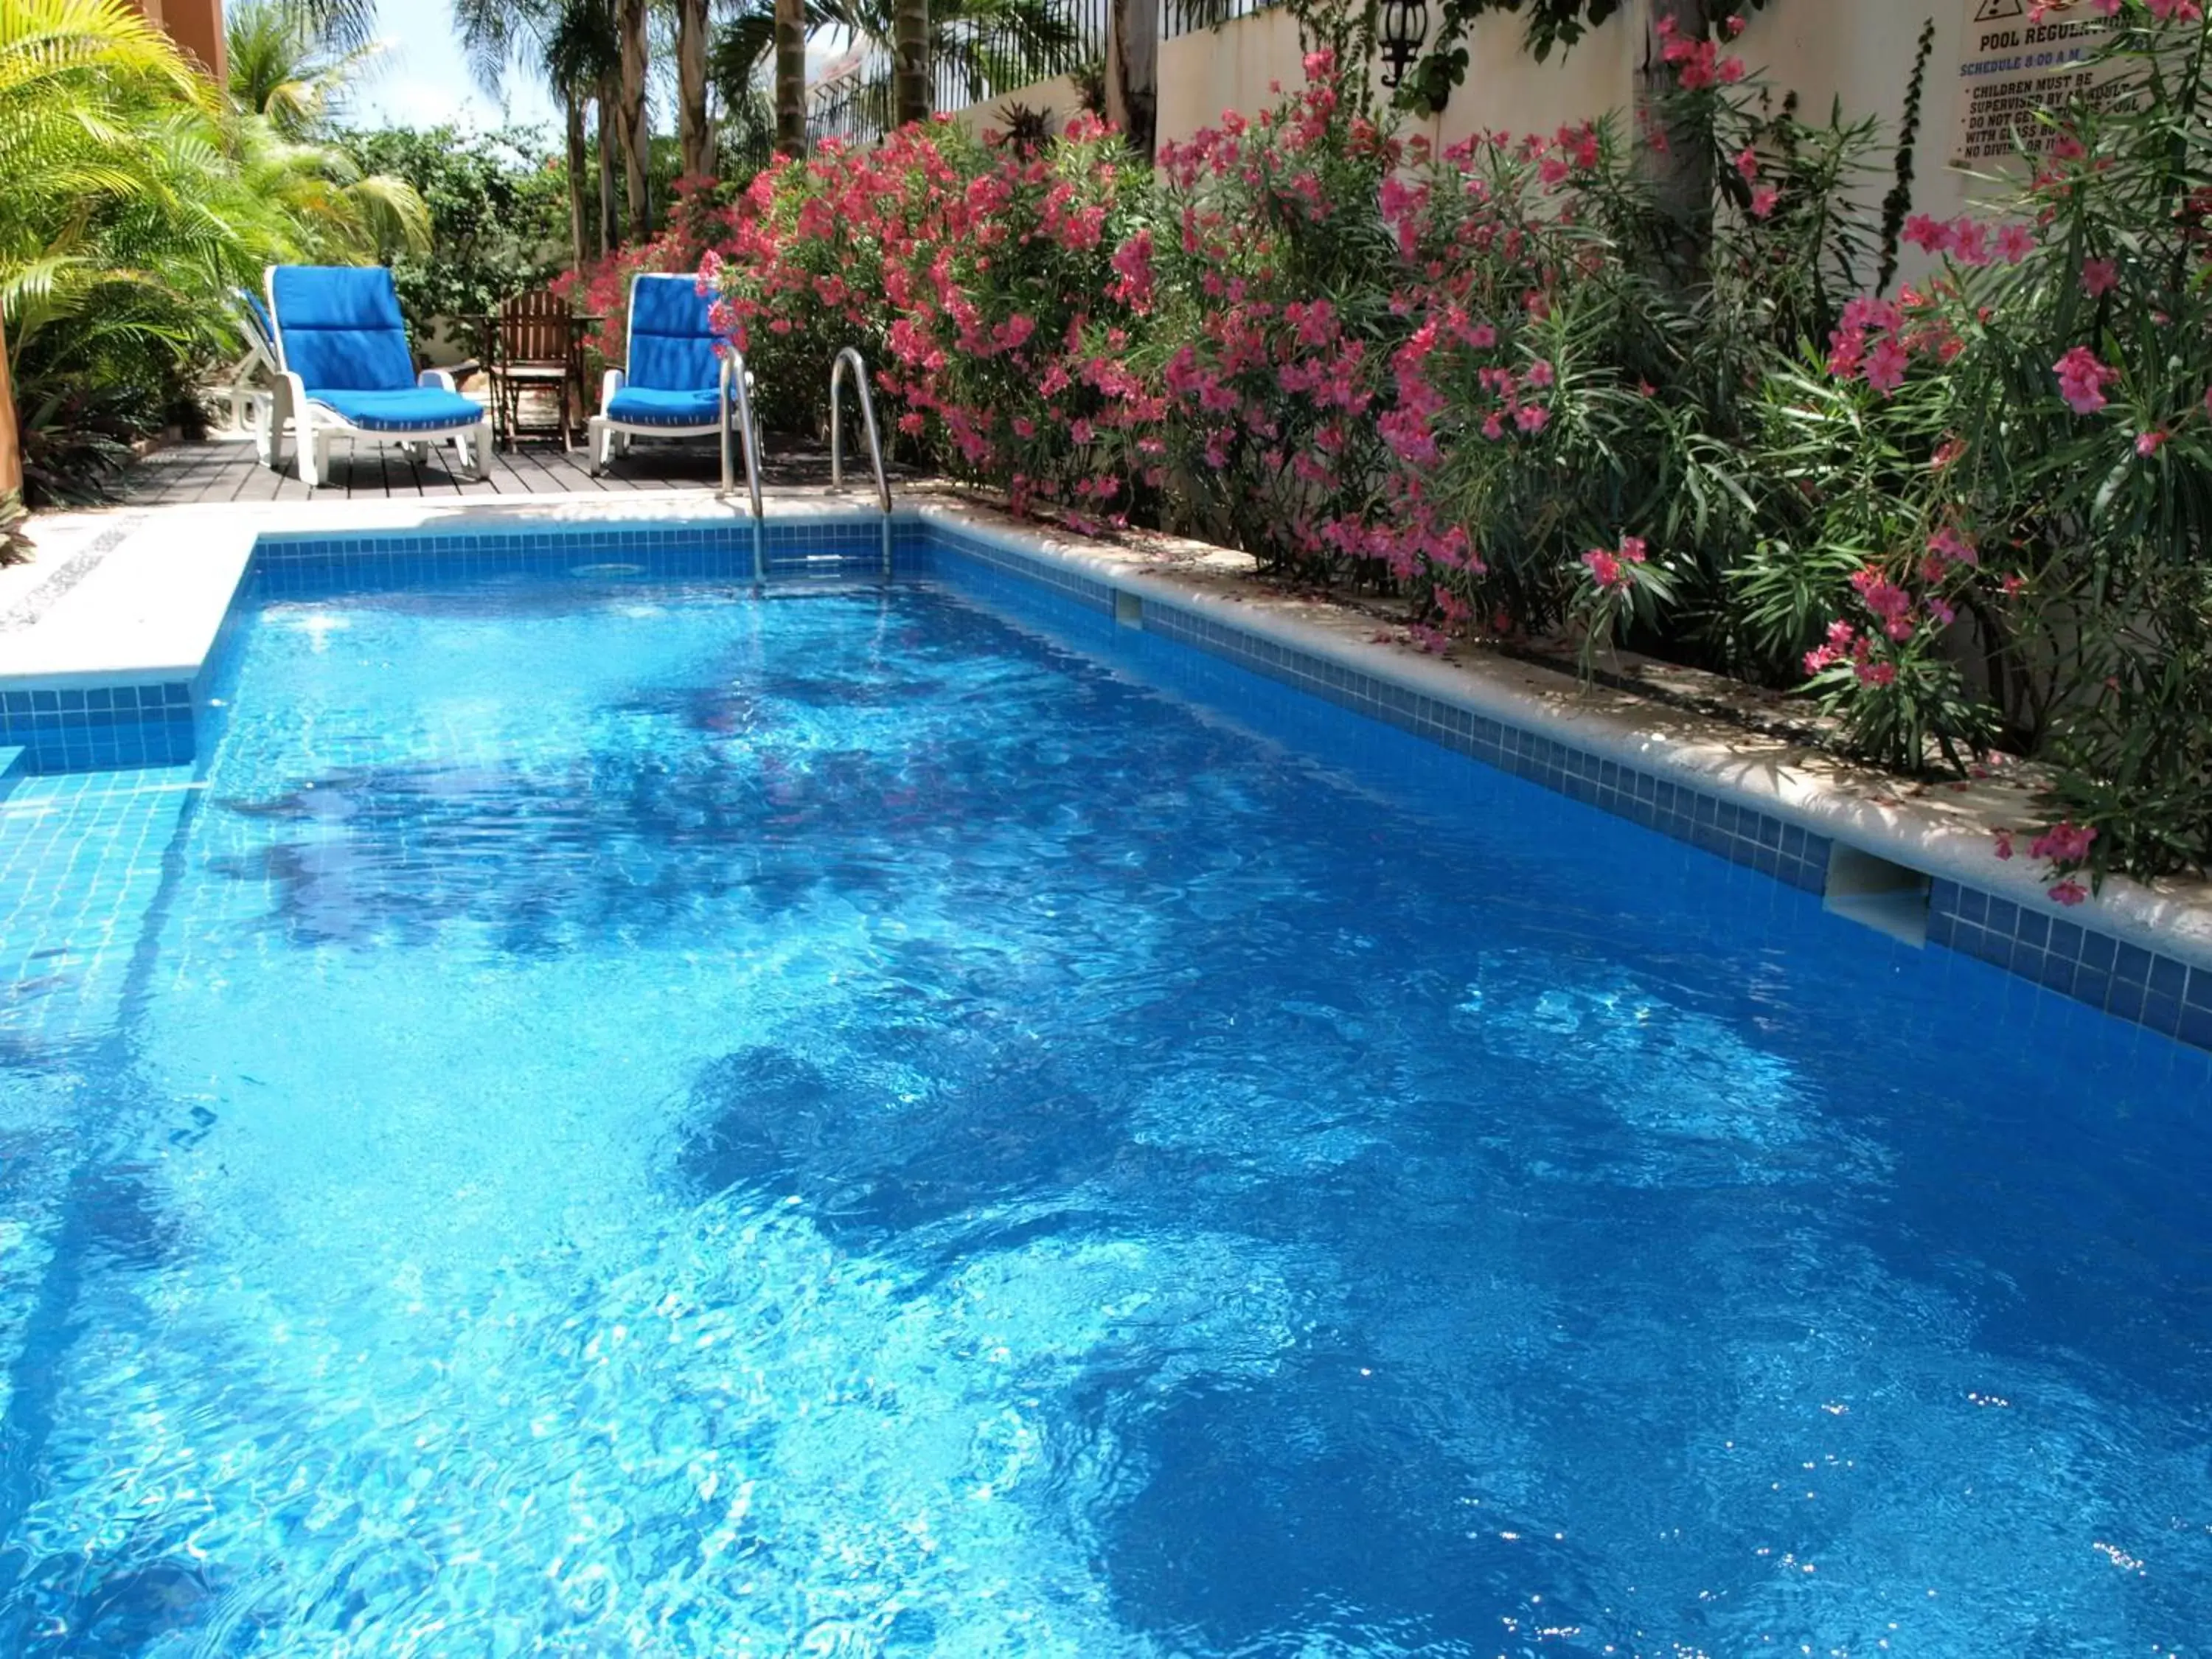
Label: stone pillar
xmin=128 ymin=0 xmax=226 ymax=80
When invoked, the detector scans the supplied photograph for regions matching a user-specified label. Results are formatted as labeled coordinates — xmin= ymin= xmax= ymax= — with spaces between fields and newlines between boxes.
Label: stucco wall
xmin=950 ymin=74 xmax=1095 ymax=140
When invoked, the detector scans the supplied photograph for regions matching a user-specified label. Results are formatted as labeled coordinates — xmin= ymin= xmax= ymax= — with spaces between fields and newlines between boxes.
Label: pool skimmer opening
xmin=1822 ymin=844 xmax=1932 ymax=947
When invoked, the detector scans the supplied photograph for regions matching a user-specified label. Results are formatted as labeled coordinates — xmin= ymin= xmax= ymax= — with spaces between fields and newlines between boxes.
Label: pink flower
xmin=1994 ymin=829 xmax=2015 ymax=860
xmin=1865 ymin=335 xmax=1910 ymax=394
xmin=1855 ymin=661 xmax=1897 ymax=687
xmin=1751 ymin=186 xmax=1780 ymax=219
xmin=1582 ymin=548 xmax=1630 ymax=592
xmin=1903 ymin=214 xmax=1950 ymax=254
xmin=1996 ymin=222 xmax=2035 ymax=264
xmin=1734 ymin=146 xmax=1760 ymax=183
xmin=1514 ymin=404 xmax=1551 ymax=435
xmin=1526 ymin=358 xmax=1556 ymax=389
xmin=2080 ymin=258 xmax=2119 ymax=297
xmin=2146 ymin=0 xmax=2203 ymax=21
xmin=2053 ymin=346 xmax=2121 ymax=415
xmin=1948 ymin=220 xmax=1992 ymax=268
xmin=1927 ymin=526 xmax=1979 ymax=566
xmin=1618 ymin=535 xmax=1648 ymax=563
xmin=2138 ymin=430 xmax=2168 ymax=457
xmin=2048 ymin=879 xmax=2088 ymax=906
xmin=2030 ymin=820 xmax=2098 ymax=863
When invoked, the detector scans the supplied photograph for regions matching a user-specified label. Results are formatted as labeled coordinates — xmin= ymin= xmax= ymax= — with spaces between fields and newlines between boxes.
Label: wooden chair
xmin=484 ymin=288 xmax=583 ymax=450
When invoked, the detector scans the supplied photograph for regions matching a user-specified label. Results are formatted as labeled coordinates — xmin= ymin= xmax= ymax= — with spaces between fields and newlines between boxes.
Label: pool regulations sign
xmin=1952 ymin=0 xmax=2126 ymax=168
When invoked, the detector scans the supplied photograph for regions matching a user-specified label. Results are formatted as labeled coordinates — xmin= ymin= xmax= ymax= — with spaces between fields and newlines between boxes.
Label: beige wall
xmin=950 ymin=74 xmax=1093 ymax=140
xmin=1157 ymin=6 xmax=1308 ymax=153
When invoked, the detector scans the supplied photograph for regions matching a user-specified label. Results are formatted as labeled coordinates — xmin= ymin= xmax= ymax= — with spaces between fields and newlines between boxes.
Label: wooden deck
xmin=120 ymin=435 xmax=877 ymax=508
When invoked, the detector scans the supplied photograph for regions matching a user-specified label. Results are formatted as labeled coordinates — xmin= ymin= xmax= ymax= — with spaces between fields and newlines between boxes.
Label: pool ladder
xmin=726 ymin=351 xmax=766 ymax=581
xmin=830 ymin=347 xmax=894 ymax=577
xmin=726 ymin=348 xmax=894 ymax=582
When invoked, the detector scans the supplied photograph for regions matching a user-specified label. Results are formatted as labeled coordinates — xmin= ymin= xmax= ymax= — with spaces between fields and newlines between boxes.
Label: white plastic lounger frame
xmin=263 ymin=267 xmax=491 ymax=491
xmin=231 ymin=288 xmax=287 ymax=456
xmin=588 ymin=356 xmax=744 ymax=495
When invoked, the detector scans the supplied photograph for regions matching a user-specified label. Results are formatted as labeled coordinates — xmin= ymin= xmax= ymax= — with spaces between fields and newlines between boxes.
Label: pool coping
xmin=6 ymin=486 xmax=2212 ymax=1048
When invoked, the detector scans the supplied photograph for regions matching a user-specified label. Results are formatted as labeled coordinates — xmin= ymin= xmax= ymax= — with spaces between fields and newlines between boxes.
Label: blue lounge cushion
xmin=309 ymin=387 xmax=484 ymax=433
xmin=605 ymin=385 xmax=726 ymax=428
xmin=625 ymin=274 xmax=723 ymax=394
xmin=270 ymin=265 xmax=417 ymax=392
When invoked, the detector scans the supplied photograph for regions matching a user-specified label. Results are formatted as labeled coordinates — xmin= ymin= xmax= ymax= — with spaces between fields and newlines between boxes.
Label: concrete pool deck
xmin=5 ymin=479 xmax=2212 ymax=1043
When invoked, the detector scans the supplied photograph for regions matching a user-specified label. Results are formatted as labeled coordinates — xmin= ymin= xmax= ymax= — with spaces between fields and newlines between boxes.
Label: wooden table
xmin=470 ymin=309 xmax=604 ymax=451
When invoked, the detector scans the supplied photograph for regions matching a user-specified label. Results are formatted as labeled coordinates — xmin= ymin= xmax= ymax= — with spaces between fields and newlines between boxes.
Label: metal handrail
xmin=725 ymin=351 xmax=765 ymax=582
xmin=830 ymin=347 xmax=891 ymax=512
xmin=830 ymin=347 xmax=893 ymax=579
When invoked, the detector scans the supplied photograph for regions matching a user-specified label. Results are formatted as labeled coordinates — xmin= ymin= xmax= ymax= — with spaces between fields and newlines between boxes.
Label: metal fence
xmin=1160 ymin=0 xmax=1279 ymax=44
xmin=804 ymin=0 xmax=1111 ymax=151
xmin=807 ymin=72 xmax=891 ymax=150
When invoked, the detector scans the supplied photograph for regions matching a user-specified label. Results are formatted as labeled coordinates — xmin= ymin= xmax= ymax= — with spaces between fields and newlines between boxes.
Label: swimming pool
xmin=0 ymin=524 xmax=2206 ymax=1655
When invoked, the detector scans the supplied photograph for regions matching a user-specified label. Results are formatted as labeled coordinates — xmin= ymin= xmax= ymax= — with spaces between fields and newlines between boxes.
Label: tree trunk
xmin=618 ymin=0 xmax=651 ymax=239
xmin=773 ymin=0 xmax=807 ymax=157
xmin=892 ymin=0 xmax=930 ymax=129
xmin=1636 ymin=0 xmax=1715 ymax=291
xmin=676 ymin=0 xmax=716 ymax=181
xmin=596 ymin=84 xmax=620 ymax=254
xmin=1105 ymin=0 xmax=1157 ymax=164
xmin=565 ymin=92 xmax=591 ymax=274
xmin=0 ymin=312 xmax=20 ymax=504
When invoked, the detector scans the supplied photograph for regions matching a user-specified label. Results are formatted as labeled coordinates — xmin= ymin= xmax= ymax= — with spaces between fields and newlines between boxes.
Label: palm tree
xmin=717 ymin=0 xmax=1071 ymax=150
xmin=891 ymin=0 xmax=926 ymax=127
xmin=709 ymin=7 xmax=777 ymax=167
xmin=616 ymin=0 xmax=651 ymax=234
xmin=774 ymin=0 xmax=807 ymax=154
xmin=675 ymin=0 xmax=715 ymax=178
xmin=226 ymin=0 xmax=383 ymax=136
xmin=2 ymin=0 xmax=234 ymax=350
xmin=225 ymin=1 xmax=431 ymax=258
xmin=452 ymin=0 xmax=619 ymax=271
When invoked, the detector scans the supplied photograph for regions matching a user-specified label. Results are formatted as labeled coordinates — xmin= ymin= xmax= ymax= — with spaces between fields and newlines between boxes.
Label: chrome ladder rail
xmin=830 ymin=347 xmax=894 ymax=577
xmin=725 ymin=351 xmax=766 ymax=581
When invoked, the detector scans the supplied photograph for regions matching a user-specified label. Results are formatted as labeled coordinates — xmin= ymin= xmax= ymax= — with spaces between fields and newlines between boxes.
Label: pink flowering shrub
xmin=708 ymin=117 xmax=1158 ymax=525
xmin=1778 ymin=0 xmax=2212 ymax=879
xmin=1147 ymin=51 xmax=1403 ymax=575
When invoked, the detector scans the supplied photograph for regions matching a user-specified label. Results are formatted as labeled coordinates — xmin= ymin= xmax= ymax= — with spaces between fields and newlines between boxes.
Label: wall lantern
xmin=1378 ymin=0 xmax=1429 ymax=90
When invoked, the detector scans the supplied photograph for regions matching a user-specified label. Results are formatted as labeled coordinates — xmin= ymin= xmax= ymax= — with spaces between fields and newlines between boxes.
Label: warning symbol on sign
xmin=1974 ymin=0 xmax=2024 ymax=17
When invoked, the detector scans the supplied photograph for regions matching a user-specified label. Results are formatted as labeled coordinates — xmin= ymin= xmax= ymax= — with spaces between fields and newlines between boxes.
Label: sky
xmin=344 ymin=0 xmax=848 ymax=135
xmin=349 ymin=0 xmax=563 ymax=133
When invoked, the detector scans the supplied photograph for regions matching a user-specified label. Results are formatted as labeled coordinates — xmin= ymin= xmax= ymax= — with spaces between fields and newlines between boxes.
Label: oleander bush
xmin=674 ymin=0 xmax=2212 ymax=891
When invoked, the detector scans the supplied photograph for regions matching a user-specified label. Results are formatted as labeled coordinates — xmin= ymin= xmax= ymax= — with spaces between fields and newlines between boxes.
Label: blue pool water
xmin=0 ymin=545 xmax=2207 ymax=1656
